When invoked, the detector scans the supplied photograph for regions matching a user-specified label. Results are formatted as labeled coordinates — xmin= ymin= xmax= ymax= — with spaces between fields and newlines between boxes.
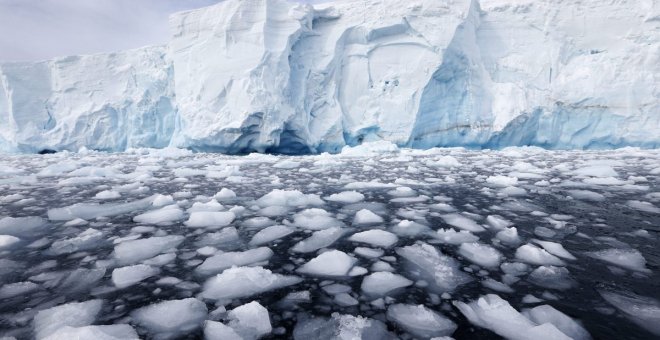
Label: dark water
xmin=0 ymin=148 xmax=658 ymax=339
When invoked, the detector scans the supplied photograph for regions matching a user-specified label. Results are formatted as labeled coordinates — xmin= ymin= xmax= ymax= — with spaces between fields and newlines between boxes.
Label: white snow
xmin=297 ymin=250 xmax=356 ymax=277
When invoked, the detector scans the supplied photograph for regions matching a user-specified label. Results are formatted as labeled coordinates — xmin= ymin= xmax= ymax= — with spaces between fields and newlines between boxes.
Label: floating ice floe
xmin=226 ymin=301 xmax=272 ymax=339
xmin=113 ymin=235 xmax=184 ymax=265
xmin=486 ymin=175 xmax=519 ymax=187
xmin=527 ymin=266 xmax=576 ymax=290
xmin=214 ymin=188 xmax=237 ymax=200
xmin=325 ymin=191 xmax=365 ymax=204
xmin=599 ymin=289 xmax=660 ymax=336
xmin=0 ymin=281 xmax=40 ymax=299
xmin=348 ymin=229 xmax=398 ymax=248
xmin=256 ymin=189 xmax=323 ymax=207
xmin=459 ymin=242 xmax=504 ymax=268
xmin=249 ymin=225 xmax=295 ymax=246
xmin=112 ymin=264 xmax=160 ymax=288
xmin=0 ymin=234 xmax=21 ymax=249
xmin=130 ymin=298 xmax=207 ymax=338
xmin=201 ymin=266 xmax=301 ymax=301
xmin=440 ymin=213 xmax=485 ymax=232
xmin=133 ymin=204 xmax=185 ymax=224
xmin=48 ymin=228 xmax=104 ymax=255
xmin=48 ymin=195 xmax=158 ymax=221
xmin=297 ymin=250 xmax=357 ymax=277
xmin=293 ymin=313 xmax=393 ymax=339
xmin=290 ymin=227 xmax=347 ymax=253
xmin=434 ymin=228 xmax=479 ymax=244
xmin=353 ymin=209 xmax=384 ymax=225
xmin=396 ymin=242 xmax=472 ymax=292
xmin=184 ymin=211 xmax=235 ymax=228
xmin=293 ymin=208 xmax=341 ymax=230
xmin=386 ymin=304 xmax=457 ymax=338
xmin=515 ymin=244 xmax=566 ymax=266
xmin=586 ymin=248 xmax=651 ymax=273
xmin=361 ymin=272 xmax=412 ymax=297
xmin=33 ymin=299 xmax=104 ymax=340
xmin=0 ymin=216 xmax=48 ymax=237
xmin=195 ymin=247 xmax=274 ymax=276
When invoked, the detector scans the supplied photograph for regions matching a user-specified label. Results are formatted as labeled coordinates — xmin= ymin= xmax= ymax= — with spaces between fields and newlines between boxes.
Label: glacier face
xmin=0 ymin=0 xmax=658 ymax=153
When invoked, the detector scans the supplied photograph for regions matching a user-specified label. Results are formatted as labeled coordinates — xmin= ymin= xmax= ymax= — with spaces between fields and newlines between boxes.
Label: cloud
xmin=0 ymin=0 xmax=221 ymax=61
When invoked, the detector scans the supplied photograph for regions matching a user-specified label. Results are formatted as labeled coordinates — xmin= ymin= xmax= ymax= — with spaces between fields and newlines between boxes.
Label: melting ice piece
xmin=130 ymin=298 xmax=207 ymax=338
xmin=0 ymin=234 xmax=21 ymax=249
xmin=325 ymin=191 xmax=365 ymax=204
xmin=626 ymin=200 xmax=660 ymax=214
xmin=0 ymin=281 xmax=40 ymax=299
xmin=290 ymin=227 xmax=346 ymax=253
xmin=256 ymin=189 xmax=323 ymax=207
xmin=293 ymin=313 xmax=394 ymax=340
xmin=455 ymin=294 xmax=572 ymax=340
xmin=204 ymin=321 xmax=241 ymax=340
xmin=528 ymin=266 xmax=576 ymax=290
xmin=434 ymin=228 xmax=479 ymax=244
xmin=599 ymin=289 xmax=660 ymax=336
xmin=133 ymin=205 xmax=185 ymax=224
xmin=348 ymin=229 xmax=398 ymax=248
xmin=396 ymin=242 xmax=472 ymax=293
xmin=515 ymin=244 xmax=565 ymax=266
xmin=41 ymin=325 xmax=139 ymax=340
xmin=187 ymin=199 xmax=225 ymax=213
xmin=47 ymin=195 xmax=158 ymax=221
xmin=496 ymin=227 xmax=521 ymax=246
xmin=458 ymin=243 xmax=503 ymax=268
xmin=114 ymin=235 xmax=184 ymax=265
xmin=184 ymin=211 xmax=236 ymax=228
xmin=201 ymin=266 xmax=301 ymax=301
xmin=48 ymin=228 xmax=104 ymax=255
xmin=249 ymin=225 xmax=294 ymax=246
xmin=214 ymin=188 xmax=237 ymax=201
xmin=586 ymin=248 xmax=651 ymax=273
xmin=531 ymin=240 xmax=576 ymax=260
xmin=353 ymin=209 xmax=384 ymax=225
xmin=390 ymin=220 xmax=430 ymax=237
xmin=440 ymin=214 xmax=485 ymax=232
xmin=227 ymin=301 xmax=272 ymax=339
xmin=195 ymin=247 xmax=274 ymax=276
xmin=522 ymin=305 xmax=592 ymax=340
xmin=361 ymin=272 xmax=412 ymax=297
xmin=33 ymin=299 xmax=104 ymax=340
xmin=112 ymin=264 xmax=160 ymax=288
xmin=486 ymin=175 xmax=519 ymax=187
xmin=293 ymin=208 xmax=341 ymax=230
xmin=0 ymin=216 xmax=48 ymax=237
xmin=297 ymin=250 xmax=357 ymax=277
xmin=386 ymin=304 xmax=457 ymax=338
xmin=486 ymin=215 xmax=513 ymax=230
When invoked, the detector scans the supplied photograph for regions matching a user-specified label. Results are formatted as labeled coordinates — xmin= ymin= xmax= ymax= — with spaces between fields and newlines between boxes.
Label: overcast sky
xmin=0 ymin=0 xmax=328 ymax=62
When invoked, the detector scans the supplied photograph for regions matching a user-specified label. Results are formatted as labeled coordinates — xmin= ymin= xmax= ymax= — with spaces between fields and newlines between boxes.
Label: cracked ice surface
xmin=0 ymin=145 xmax=658 ymax=339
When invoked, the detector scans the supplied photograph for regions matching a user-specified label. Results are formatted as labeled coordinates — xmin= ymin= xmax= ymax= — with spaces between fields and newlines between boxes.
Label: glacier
xmin=0 ymin=0 xmax=658 ymax=154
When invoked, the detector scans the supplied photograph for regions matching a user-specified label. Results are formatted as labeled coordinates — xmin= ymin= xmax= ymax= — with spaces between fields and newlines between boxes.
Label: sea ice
xmin=249 ymin=225 xmax=294 ymax=246
xmin=293 ymin=208 xmax=340 ymax=230
xmin=360 ymin=272 xmax=413 ymax=297
xmin=522 ymin=305 xmax=591 ymax=340
xmin=515 ymin=244 xmax=565 ymax=266
xmin=184 ymin=211 xmax=235 ymax=228
xmin=227 ymin=301 xmax=272 ymax=339
xmin=599 ymin=289 xmax=660 ymax=336
xmin=586 ymin=248 xmax=651 ymax=273
xmin=434 ymin=228 xmax=479 ymax=244
xmin=387 ymin=304 xmax=457 ymax=338
xmin=325 ymin=191 xmax=365 ymax=204
xmin=353 ymin=209 xmax=384 ymax=225
xmin=41 ymin=325 xmax=139 ymax=340
xmin=133 ymin=205 xmax=184 ymax=224
xmin=112 ymin=264 xmax=160 ymax=288
xmin=201 ymin=266 xmax=302 ymax=301
xmin=113 ymin=235 xmax=184 ymax=265
xmin=0 ymin=216 xmax=48 ymax=237
xmin=256 ymin=190 xmax=323 ymax=207
xmin=441 ymin=214 xmax=485 ymax=232
xmin=396 ymin=242 xmax=472 ymax=292
xmin=33 ymin=299 xmax=104 ymax=340
xmin=290 ymin=227 xmax=346 ymax=253
xmin=459 ymin=243 xmax=503 ymax=268
xmin=195 ymin=247 xmax=274 ymax=276
xmin=130 ymin=298 xmax=207 ymax=338
xmin=297 ymin=250 xmax=357 ymax=277
xmin=348 ymin=229 xmax=398 ymax=248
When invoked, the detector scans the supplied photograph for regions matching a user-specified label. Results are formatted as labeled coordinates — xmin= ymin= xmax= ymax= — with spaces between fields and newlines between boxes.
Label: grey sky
xmin=0 ymin=0 xmax=244 ymax=62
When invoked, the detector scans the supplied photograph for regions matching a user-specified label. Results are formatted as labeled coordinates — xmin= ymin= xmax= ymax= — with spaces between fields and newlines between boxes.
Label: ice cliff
xmin=1 ymin=0 xmax=658 ymax=153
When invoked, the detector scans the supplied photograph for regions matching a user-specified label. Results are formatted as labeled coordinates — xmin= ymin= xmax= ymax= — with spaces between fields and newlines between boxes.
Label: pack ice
xmin=1 ymin=0 xmax=658 ymax=153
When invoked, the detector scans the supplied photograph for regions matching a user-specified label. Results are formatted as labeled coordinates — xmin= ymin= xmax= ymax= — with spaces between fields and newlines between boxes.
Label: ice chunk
xmin=626 ymin=200 xmax=660 ymax=214
xmin=256 ymin=189 xmax=323 ymax=207
xmin=361 ymin=272 xmax=412 ymax=297
xmin=188 ymin=199 xmax=224 ymax=213
xmin=94 ymin=190 xmax=121 ymax=200
xmin=522 ymin=305 xmax=592 ymax=340
xmin=354 ymin=247 xmax=384 ymax=259
xmin=454 ymin=294 xmax=569 ymax=340
xmin=0 ymin=281 xmax=40 ymax=299
xmin=396 ymin=242 xmax=472 ymax=292
xmin=48 ymin=228 xmax=104 ymax=255
xmin=586 ymin=248 xmax=651 ymax=273
xmin=325 ymin=191 xmax=365 ymax=204
xmin=201 ymin=266 xmax=302 ymax=301
xmin=532 ymin=240 xmax=576 ymax=260
xmin=33 ymin=299 xmax=104 ymax=340
xmin=114 ymin=235 xmax=184 ymax=265
xmin=515 ymin=244 xmax=565 ymax=266
xmin=204 ymin=321 xmax=241 ymax=340
xmin=573 ymin=165 xmax=618 ymax=178
xmin=48 ymin=195 xmax=157 ymax=221
xmin=195 ymin=247 xmax=274 ymax=276
xmin=440 ymin=214 xmax=485 ymax=232
xmin=0 ymin=216 xmax=48 ymax=237
xmin=130 ymin=298 xmax=207 ymax=338
xmin=387 ymin=304 xmax=457 ymax=338
xmin=486 ymin=175 xmax=519 ymax=187
xmin=599 ymin=289 xmax=660 ymax=336
xmin=297 ymin=250 xmax=356 ymax=277
xmin=434 ymin=228 xmax=479 ymax=244
xmin=293 ymin=313 xmax=393 ymax=340
xmin=133 ymin=205 xmax=184 ymax=224
xmin=353 ymin=209 xmax=384 ymax=225
xmin=184 ymin=211 xmax=235 ymax=228
xmin=215 ymin=188 xmax=237 ymax=200
xmin=459 ymin=243 xmax=503 ymax=268
xmin=0 ymin=234 xmax=20 ymax=249
xmin=496 ymin=227 xmax=521 ymax=245
xmin=273 ymin=159 xmax=301 ymax=169
xmin=486 ymin=215 xmax=513 ymax=230
xmin=567 ymin=190 xmax=605 ymax=202
xmin=290 ymin=227 xmax=346 ymax=253
xmin=42 ymin=325 xmax=139 ymax=340
xmin=348 ymin=229 xmax=398 ymax=248
xmin=227 ymin=301 xmax=272 ymax=339
xmin=112 ymin=264 xmax=160 ymax=288
xmin=249 ymin=225 xmax=294 ymax=246
xmin=390 ymin=220 xmax=430 ymax=236
xmin=293 ymin=208 xmax=340 ymax=230
xmin=528 ymin=266 xmax=576 ymax=290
